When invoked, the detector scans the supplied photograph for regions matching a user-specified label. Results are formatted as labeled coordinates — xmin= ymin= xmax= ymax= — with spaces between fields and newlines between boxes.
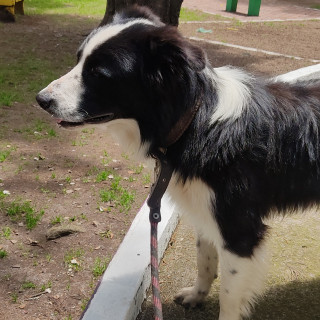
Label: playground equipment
xmin=226 ymin=0 xmax=261 ymax=16
xmin=0 ymin=0 xmax=24 ymax=22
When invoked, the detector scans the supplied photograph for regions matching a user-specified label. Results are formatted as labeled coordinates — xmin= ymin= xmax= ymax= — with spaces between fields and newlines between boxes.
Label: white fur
xmin=167 ymin=177 xmax=224 ymax=250
xmin=37 ymin=64 xmax=84 ymax=122
xmin=80 ymin=19 xmax=155 ymax=64
xmin=209 ymin=66 xmax=253 ymax=124
xmin=218 ymin=243 xmax=268 ymax=320
xmin=105 ymin=119 xmax=154 ymax=168
xmin=175 ymin=237 xmax=219 ymax=307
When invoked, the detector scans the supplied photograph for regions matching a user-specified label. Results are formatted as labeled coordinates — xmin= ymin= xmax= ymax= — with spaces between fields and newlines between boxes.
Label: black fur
xmin=37 ymin=7 xmax=320 ymax=258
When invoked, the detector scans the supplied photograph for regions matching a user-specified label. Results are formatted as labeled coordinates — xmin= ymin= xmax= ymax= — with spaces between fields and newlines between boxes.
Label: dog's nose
xmin=36 ymin=92 xmax=53 ymax=110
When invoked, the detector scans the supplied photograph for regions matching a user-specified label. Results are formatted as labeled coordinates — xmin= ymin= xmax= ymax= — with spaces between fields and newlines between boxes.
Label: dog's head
xmin=36 ymin=6 xmax=206 ymax=144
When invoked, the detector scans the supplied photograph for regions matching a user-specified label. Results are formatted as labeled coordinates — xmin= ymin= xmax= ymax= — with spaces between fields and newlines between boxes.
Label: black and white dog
xmin=36 ymin=7 xmax=320 ymax=320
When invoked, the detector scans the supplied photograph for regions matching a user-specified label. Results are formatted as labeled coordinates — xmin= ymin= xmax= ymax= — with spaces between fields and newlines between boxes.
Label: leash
xmin=147 ymin=150 xmax=173 ymax=320
xmin=146 ymin=93 xmax=202 ymax=320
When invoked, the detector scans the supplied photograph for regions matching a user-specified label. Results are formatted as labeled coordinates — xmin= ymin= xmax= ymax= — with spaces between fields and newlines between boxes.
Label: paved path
xmin=183 ymin=0 xmax=320 ymax=21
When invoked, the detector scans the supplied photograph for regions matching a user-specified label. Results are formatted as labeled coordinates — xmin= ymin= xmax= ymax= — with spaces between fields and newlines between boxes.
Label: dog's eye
xmin=91 ymin=67 xmax=112 ymax=78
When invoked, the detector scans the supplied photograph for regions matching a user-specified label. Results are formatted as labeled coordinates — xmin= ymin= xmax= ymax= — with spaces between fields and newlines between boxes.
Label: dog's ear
xmin=113 ymin=5 xmax=163 ymax=26
xmin=146 ymin=26 xmax=206 ymax=76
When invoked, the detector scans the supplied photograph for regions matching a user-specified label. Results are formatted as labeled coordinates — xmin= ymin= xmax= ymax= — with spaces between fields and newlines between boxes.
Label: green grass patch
xmin=21 ymin=281 xmax=36 ymax=290
xmin=0 ymin=249 xmax=8 ymax=258
xmin=51 ymin=215 xmax=63 ymax=225
xmin=100 ymin=175 xmax=135 ymax=213
xmin=0 ymin=54 xmax=72 ymax=107
xmin=25 ymin=0 xmax=106 ymax=16
xmin=96 ymin=169 xmax=113 ymax=182
xmin=92 ymin=257 xmax=109 ymax=278
xmin=1 ymin=226 xmax=12 ymax=239
xmin=4 ymin=200 xmax=44 ymax=230
xmin=15 ymin=119 xmax=58 ymax=140
xmin=0 ymin=92 xmax=17 ymax=107
xmin=311 ymin=5 xmax=320 ymax=9
xmin=64 ymin=248 xmax=84 ymax=271
xmin=180 ymin=8 xmax=229 ymax=22
xmin=0 ymin=150 xmax=10 ymax=162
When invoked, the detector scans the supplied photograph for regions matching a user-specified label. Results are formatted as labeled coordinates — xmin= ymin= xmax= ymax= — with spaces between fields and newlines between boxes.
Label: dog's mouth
xmin=57 ymin=113 xmax=115 ymax=128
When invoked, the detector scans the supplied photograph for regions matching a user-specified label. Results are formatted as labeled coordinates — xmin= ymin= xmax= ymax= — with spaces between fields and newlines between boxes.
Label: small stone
xmin=19 ymin=303 xmax=26 ymax=309
xmin=108 ymin=175 xmax=114 ymax=179
xmin=66 ymin=189 xmax=73 ymax=194
xmin=3 ymin=190 xmax=10 ymax=195
xmin=10 ymin=239 xmax=17 ymax=244
xmin=18 ymin=222 xmax=24 ymax=227
xmin=46 ymin=225 xmax=85 ymax=240
xmin=45 ymin=288 xmax=51 ymax=294
xmin=92 ymin=221 xmax=99 ymax=227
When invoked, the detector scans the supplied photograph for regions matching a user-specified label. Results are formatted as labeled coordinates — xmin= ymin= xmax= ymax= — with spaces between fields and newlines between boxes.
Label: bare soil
xmin=0 ymin=11 xmax=319 ymax=320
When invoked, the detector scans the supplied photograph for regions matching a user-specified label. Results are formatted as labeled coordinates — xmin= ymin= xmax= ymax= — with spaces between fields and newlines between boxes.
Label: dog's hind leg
xmin=218 ymin=242 xmax=268 ymax=320
xmin=174 ymin=234 xmax=219 ymax=307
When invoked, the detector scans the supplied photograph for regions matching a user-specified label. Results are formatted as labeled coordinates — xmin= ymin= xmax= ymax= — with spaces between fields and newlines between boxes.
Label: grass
xmin=10 ymin=292 xmax=18 ymax=303
xmin=0 ymin=249 xmax=8 ymax=258
xmin=96 ymin=169 xmax=113 ymax=182
xmin=17 ymin=119 xmax=58 ymax=140
xmin=92 ymin=257 xmax=109 ymax=278
xmin=21 ymin=281 xmax=36 ymax=290
xmin=0 ymin=150 xmax=11 ymax=162
xmin=1 ymin=226 xmax=12 ymax=239
xmin=4 ymin=200 xmax=44 ymax=230
xmin=0 ymin=56 xmax=66 ymax=107
xmin=99 ymin=175 xmax=135 ymax=213
xmin=25 ymin=0 xmax=106 ymax=16
xmin=51 ymin=215 xmax=63 ymax=225
xmin=179 ymin=8 xmax=228 ymax=22
xmin=64 ymin=248 xmax=84 ymax=271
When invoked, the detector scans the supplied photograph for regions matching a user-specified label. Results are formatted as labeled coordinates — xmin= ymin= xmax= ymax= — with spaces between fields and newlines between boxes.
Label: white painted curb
xmin=80 ymin=63 xmax=320 ymax=320
xmin=80 ymin=194 xmax=179 ymax=320
xmin=275 ymin=63 xmax=320 ymax=83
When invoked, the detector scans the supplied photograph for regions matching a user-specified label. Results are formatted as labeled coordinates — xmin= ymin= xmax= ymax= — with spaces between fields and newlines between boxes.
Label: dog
xmin=36 ymin=6 xmax=320 ymax=320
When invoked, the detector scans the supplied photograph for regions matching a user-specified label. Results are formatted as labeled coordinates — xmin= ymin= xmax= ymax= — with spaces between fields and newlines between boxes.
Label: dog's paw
xmin=174 ymin=286 xmax=207 ymax=308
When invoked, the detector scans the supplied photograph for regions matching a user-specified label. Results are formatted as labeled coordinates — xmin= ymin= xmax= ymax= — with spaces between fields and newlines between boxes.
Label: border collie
xmin=36 ymin=6 xmax=320 ymax=320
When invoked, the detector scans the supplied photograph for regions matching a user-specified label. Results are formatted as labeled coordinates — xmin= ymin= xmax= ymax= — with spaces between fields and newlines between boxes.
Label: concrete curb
xmin=274 ymin=63 xmax=320 ymax=83
xmin=80 ymin=62 xmax=320 ymax=320
xmin=80 ymin=195 xmax=179 ymax=320
xmin=189 ymin=36 xmax=320 ymax=64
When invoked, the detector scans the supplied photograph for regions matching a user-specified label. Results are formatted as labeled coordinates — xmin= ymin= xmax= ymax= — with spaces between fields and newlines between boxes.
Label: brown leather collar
xmin=164 ymin=96 xmax=202 ymax=148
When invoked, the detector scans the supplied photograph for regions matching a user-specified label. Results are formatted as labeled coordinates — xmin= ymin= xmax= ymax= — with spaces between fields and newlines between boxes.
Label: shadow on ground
xmin=139 ymin=278 xmax=320 ymax=320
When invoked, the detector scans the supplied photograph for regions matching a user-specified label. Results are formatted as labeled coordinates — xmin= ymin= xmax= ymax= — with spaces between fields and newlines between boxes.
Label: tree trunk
xmin=100 ymin=0 xmax=183 ymax=27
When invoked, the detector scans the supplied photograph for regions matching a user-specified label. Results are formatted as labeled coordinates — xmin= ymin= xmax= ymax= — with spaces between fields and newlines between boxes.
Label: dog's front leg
xmin=174 ymin=235 xmax=218 ymax=307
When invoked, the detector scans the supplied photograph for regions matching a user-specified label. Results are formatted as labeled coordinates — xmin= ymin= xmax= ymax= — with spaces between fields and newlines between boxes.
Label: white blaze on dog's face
xmin=36 ymin=17 xmax=156 ymax=125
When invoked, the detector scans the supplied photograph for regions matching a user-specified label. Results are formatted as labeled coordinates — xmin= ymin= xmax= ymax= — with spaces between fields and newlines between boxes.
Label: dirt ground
xmin=0 ymin=10 xmax=319 ymax=320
